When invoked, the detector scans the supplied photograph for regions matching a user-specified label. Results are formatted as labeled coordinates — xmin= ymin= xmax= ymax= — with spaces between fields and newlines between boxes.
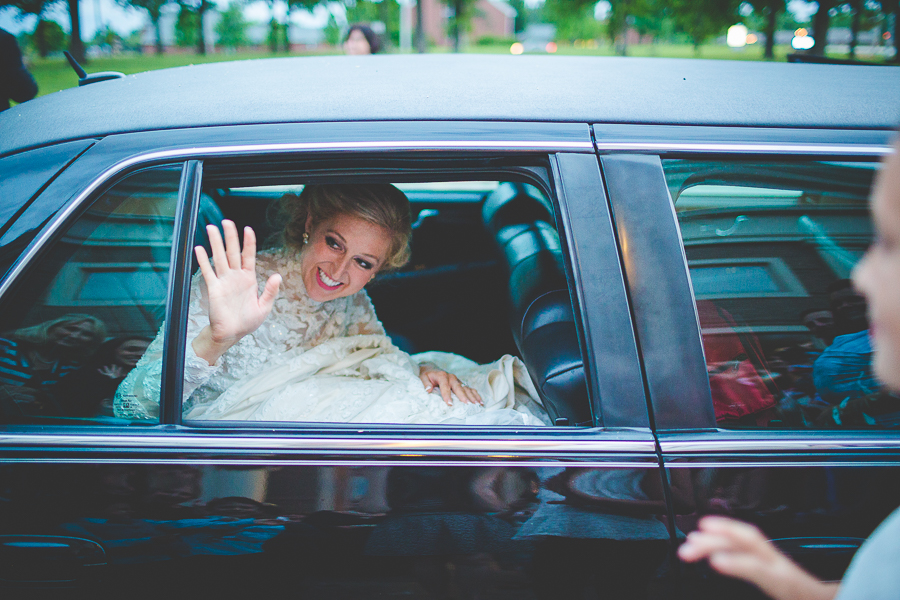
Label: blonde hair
xmin=278 ymin=184 xmax=412 ymax=271
xmin=12 ymin=314 xmax=107 ymax=356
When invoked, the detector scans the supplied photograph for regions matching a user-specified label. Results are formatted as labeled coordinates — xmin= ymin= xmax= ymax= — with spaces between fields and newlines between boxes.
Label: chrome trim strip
xmin=660 ymin=438 xmax=900 ymax=453
xmin=0 ymin=458 xmax=658 ymax=467
xmin=0 ymin=139 xmax=591 ymax=299
xmin=665 ymin=461 xmax=900 ymax=468
xmin=594 ymin=142 xmax=891 ymax=155
xmin=0 ymin=433 xmax=656 ymax=454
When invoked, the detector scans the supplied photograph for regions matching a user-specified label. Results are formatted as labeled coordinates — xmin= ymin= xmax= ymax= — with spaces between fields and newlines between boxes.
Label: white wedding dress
xmin=114 ymin=250 xmax=549 ymax=426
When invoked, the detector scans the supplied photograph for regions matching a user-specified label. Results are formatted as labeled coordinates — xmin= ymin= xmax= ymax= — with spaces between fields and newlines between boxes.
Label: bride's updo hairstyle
xmin=279 ymin=184 xmax=412 ymax=271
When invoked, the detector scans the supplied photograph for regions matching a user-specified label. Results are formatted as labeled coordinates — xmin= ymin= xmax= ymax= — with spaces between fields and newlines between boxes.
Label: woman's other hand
xmin=419 ymin=364 xmax=482 ymax=406
xmin=193 ymin=220 xmax=282 ymax=365
xmin=678 ymin=516 xmax=838 ymax=600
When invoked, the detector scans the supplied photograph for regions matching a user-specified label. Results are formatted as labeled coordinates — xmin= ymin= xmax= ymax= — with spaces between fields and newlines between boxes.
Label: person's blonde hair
xmin=12 ymin=313 xmax=107 ymax=355
xmin=278 ymin=184 xmax=412 ymax=271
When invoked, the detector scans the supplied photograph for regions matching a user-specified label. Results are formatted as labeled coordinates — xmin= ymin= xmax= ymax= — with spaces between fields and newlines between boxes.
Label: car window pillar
xmin=161 ymin=160 xmax=202 ymax=425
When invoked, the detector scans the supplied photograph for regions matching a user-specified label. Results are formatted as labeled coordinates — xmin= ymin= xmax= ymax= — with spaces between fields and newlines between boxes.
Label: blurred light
xmin=727 ymin=24 xmax=748 ymax=48
xmin=795 ymin=28 xmax=808 ymax=37
xmin=546 ymin=41 xmax=557 ymax=53
xmin=791 ymin=34 xmax=814 ymax=50
xmin=510 ymin=42 xmax=524 ymax=55
xmin=884 ymin=32 xmax=892 ymax=40
xmin=746 ymin=33 xmax=758 ymax=44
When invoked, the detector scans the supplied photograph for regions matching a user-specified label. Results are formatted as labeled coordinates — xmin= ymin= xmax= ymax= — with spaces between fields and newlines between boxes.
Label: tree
xmin=1 ymin=0 xmax=84 ymax=61
xmin=215 ymin=0 xmax=247 ymax=50
xmin=28 ymin=18 xmax=67 ymax=56
xmin=177 ymin=0 xmax=213 ymax=54
xmin=809 ymin=0 xmax=835 ymax=55
xmin=744 ymin=0 xmax=784 ymax=59
xmin=543 ymin=0 xmax=604 ymax=44
xmin=118 ymin=0 xmax=168 ymax=54
xmin=444 ymin=0 xmax=477 ymax=51
xmin=605 ymin=0 xmax=666 ymax=55
xmin=666 ymin=0 xmax=741 ymax=53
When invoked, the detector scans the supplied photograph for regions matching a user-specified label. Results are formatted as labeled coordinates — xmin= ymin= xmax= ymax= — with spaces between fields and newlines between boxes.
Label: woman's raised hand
xmin=192 ymin=220 xmax=282 ymax=365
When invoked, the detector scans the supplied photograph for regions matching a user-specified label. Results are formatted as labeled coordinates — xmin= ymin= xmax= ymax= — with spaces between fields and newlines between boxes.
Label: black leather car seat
xmin=482 ymin=183 xmax=591 ymax=426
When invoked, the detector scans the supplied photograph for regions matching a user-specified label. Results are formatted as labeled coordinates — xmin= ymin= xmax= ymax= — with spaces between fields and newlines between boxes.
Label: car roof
xmin=1 ymin=55 xmax=898 ymax=157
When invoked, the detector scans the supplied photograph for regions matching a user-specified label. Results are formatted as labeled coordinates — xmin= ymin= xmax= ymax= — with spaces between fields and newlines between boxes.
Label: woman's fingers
xmin=195 ymin=245 xmax=216 ymax=283
xmin=207 ymin=223 xmax=228 ymax=274
xmin=222 ymin=220 xmax=242 ymax=269
xmin=259 ymin=273 xmax=282 ymax=312
xmin=453 ymin=378 xmax=482 ymax=405
xmin=242 ymin=226 xmax=257 ymax=272
xmin=419 ymin=369 xmax=482 ymax=406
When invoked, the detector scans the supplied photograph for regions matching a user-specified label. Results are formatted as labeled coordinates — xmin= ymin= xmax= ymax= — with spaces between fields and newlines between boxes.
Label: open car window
xmin=664 ymin=158 xmax=898 ymax=430
xmin=116 ymin=165 xmax=591 ymax=428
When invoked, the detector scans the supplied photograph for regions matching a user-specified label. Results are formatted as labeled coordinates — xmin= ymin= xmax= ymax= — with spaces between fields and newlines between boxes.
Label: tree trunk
xmin=67 ymin=0 xmax=85 ymax=64
xmin=884 ymin=0 xmax=898 ymax=63
xmin=415 ymin=0 xmax=425 ymax=52
xmin=849 ymin=0 xmax=861 ymax=59
xmin=451 ymin=0 xmax=462 ymax=52
xmin=196 ymin=3 xmax=207 ymax=55
xmin=810 ymin=0 xmax=831 ymax=56
xmin=154 ymin=17 xmax=163 ymax=55
xmin=763 ymin=5 xmax=776 ymax=60
xmin=35 ymin=20 xmax=49 ymax=58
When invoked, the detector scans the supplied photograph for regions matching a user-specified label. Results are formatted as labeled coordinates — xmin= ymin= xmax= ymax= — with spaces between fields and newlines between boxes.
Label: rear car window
xmin=664 ymin=159 xmax=897 ymax=430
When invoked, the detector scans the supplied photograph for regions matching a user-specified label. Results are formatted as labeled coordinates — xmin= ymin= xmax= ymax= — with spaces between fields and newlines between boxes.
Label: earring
xmin=302 ymin=232 xmax=309 ymax=245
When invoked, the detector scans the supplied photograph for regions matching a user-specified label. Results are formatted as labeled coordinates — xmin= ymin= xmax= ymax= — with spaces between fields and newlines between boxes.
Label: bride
xmin=114 ymin=184 xmax=548 ymax=426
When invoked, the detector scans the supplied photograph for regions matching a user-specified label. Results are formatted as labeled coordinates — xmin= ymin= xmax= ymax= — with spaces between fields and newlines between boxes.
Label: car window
xmin=663 ymin=159 xmax=896 ymax=430
xmin=119 ymin=169 xmax=589 ymax=428
xmin=0 ymin=165 xmax=182 ymax=425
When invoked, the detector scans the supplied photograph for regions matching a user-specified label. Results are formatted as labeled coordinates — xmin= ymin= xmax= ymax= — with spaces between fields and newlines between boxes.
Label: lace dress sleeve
xmin=114 ymin=271 xmax=221 ymax=420
xmin=345 ymin=290 xmax=386 ymax=337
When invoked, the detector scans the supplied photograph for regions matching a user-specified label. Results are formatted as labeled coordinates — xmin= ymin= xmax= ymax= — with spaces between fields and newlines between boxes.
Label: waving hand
xmin=192 ymin=220 xmax=282 ymax=365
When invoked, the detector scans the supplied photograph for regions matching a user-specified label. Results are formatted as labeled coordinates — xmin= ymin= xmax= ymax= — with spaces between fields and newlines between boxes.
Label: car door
xmin=597 ymin=124 xmax=900 ymax=599
xmin=0 ymin=122 xmax=675 ymax=599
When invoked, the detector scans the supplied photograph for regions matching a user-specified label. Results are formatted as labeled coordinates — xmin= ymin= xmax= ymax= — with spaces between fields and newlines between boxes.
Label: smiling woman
xmin=114 ymin=183 xmax=550 ymax=426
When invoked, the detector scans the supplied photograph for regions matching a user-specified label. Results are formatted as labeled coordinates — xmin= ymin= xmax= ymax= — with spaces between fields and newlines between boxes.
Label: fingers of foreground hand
xmin=241 ymin=227 xmax=257 ymax=272
xmin=207 ymin=223 xmax=227 ymax=274
xmin=222 ymin=219 xmax=242 ymax=269
xmin=679 ymin=517 xmax=786 ymax=583
xmin=420 ymin=370 xmax=453 ymax=406
xmin=258 ymin=273 xmax=282 ymax=312
xmin=195 ymin=245 xmax=216 ymax=283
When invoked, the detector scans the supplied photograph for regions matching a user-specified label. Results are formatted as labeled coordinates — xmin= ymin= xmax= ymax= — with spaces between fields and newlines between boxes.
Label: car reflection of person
xmin=1 ymin=27 xmax=38 ymax=111
xmin=115 ymin=185 xmax=548 ymax=425
xmin=679 ymin=138 xmax=900 ymax=600
xmin=343 ymin=24 xmax=381 ymax=55
xmin=51 ymin=336 xmax=151 ymax=417
xmin=0 ymin=314 xmax=106 ymax=415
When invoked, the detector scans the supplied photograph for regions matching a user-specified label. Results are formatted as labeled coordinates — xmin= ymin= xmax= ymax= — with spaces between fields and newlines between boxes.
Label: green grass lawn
xmin=23 ymin=42 xmax=893 ymax=99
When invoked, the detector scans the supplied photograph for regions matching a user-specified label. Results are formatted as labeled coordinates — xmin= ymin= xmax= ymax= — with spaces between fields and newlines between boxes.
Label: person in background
xmin=52 ymin=336 xmax=152 ymax=417
xmin=343 ymin=24 xmax=381 ymax=55
xmin=0 ymin=27 xmax=37 ymax=111
xmin=678 ymin=137 xmax=900 ymax=600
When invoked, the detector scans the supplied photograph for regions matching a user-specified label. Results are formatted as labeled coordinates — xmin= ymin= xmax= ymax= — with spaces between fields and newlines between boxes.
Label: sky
xmin=0 ymin=0 xmax=821 ymax=41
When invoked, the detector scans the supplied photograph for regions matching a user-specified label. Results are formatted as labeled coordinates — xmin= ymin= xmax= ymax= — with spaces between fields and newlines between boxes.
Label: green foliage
xmin=324 ymin=13 xmax=342 ymax=45
xmin=92 ymin=25 xmax=122 ymax=48
xmin=506 ymin=0 xmax=527 ymax=33
xmin=665 ymin=0 xmax=742 ymax=49
xmin=175 ymin=3 xmax=199 ymax=47
xmin=542 ymin=0 xmax=604 ymax=42
xmin=475 ymin=34 xmax=516 ymax=45
xmin=216 ymin=1 xmax=248 ymax=50
xmin=345 ymin=0 xmax=400 ymax=47
xmin=24 ymin=18 xmax=67 ymax=56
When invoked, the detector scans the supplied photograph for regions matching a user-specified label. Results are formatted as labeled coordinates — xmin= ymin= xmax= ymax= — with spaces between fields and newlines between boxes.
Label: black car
xmin=0 ymin=55 xmax=899 ymax=599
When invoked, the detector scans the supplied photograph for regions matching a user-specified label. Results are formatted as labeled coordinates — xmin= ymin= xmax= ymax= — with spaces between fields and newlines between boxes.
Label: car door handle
xmin=0 ymin=535 xmax=106 ymax=585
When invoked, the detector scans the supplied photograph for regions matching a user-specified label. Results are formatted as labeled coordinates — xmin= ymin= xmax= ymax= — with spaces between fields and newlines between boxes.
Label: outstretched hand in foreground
xmin=192 ymin=220 xmax=282 ymax=365
xmin=678 ymin=516 xmax=839 ymax=600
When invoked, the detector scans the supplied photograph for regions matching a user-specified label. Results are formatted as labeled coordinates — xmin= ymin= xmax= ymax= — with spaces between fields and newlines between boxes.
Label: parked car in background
xmin=0 ymin=55 xmax=898 ymax=599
